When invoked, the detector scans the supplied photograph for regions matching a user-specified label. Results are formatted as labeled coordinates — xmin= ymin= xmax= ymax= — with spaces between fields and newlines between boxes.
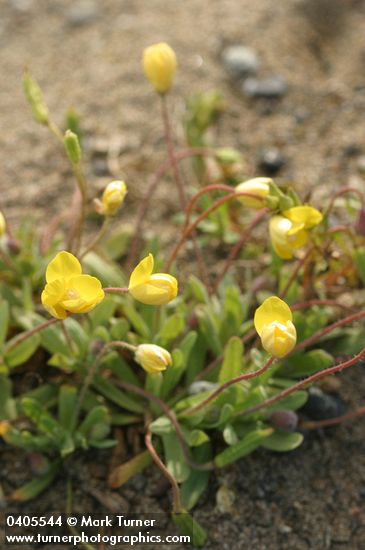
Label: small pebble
xmin=216 ymin=485 xmax=235 ymax=514
xmin=222 ymin=45 xmax=259 ymax=79
xmin=301 ymin=387 xmax=346 ymax=420
xmin=188 ymin=381 xmax=217 ymax=395
xmin=242 ymin=75 xmax=288 ymax=99
xmin=258 ymin=148 xmax=286 ymax=175
xmin=278 ymin=524 xmax=292 ymax=535
xmin=66 ymin=0 xmax=99 ymax=26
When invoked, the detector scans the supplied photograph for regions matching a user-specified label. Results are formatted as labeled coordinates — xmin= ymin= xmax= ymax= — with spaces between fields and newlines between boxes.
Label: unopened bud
xmin=135 ymin=344 xmax=172 ymax=375
xmin=269 ymin=410 xmax=298 ymax=432
xmin=101 ymin=181 xmax=127 ymax=216
xmin=23 ymin=71 xmax=49 ymax=125
xmin=143 ymin=42 xmax=177 ymax=94
xmin=64 ymin=130 xmax=81 ymax=165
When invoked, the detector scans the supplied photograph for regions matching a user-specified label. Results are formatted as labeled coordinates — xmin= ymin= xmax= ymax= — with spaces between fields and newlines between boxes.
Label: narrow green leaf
xmin=162 ymin=432 xmax=191 ymax=483
xmin=172 ymin=512 xmax=207 ymax=547
xmin=261 ymin=431 xmax=304 ymax=452
xmin=219 ymin=336 xmax=243 ymax=384
xmin=58 ymin=385 xmax=78 ymax=431
xmin=0 ymin=301 xmax=9 ymax=348
xmin=5 ymin=334 xmax=41 ymax=368
xmin=108 ymin=451 xmax=153 ymax=489
xmin=214 ymin=428 xmax=273 ymax=467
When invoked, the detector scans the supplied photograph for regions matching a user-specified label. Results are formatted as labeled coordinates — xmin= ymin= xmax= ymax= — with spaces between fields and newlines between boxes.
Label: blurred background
xmin=0 ymin=0 xmax=364 ymax=224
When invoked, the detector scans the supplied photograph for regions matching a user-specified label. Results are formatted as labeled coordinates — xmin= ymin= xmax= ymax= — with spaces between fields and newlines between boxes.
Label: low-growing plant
xmin=1 ymin=42 xmax=365 ymax=547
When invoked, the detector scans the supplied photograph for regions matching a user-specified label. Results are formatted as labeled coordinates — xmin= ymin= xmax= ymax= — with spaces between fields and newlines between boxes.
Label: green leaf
xmin=214 ymin=428 xmax=273 ymax=467
xmin=122 ymin=303 xmax=151 ymax=339
xmin=180 ymin=443 xmax=211 ymax=511
xmin=162 ymin=332 xmax=198 ymax=398
xmin=110 ymin=318 xmax=130 ymax=341
xmin=196 ymin=306 xmax=222 ymax=356
xmin=223 ymin=424 xmax=238 ymax=446
xmin=162 ymin=432 xmax=191 ymax=483
xmin=279 ymin=349 xmax=333 ymax=378
xmin=354 ymin=248 xmax=365 ymax=286
xmin=188 ymin=275 xmax=210 ymax=303
xmin=188 ymin=429 xmax=209 ymax=446
xmin=5 ymin=334 xmax=40 ymax=368
xmin=0 ymin=375 xmax=17 ymax=420
xmin=156 ymin=313 xmax=185 ymax=346
xmin=0 ymin=300 xmax=9 ymax=349
xmin=108 ymin=451 xmax=152 ymax=489
xmin=93 ymin=375 xmax=144 ymax=414
xmin=82 ymin=252 xmax=125 ymax=287
xmin=261 ymin=431 xmax=304 ymax=452
xmin=218 ymin=336 xmax=243 ymax=384
xmin=172 ymin=512 xmax=207 ymax=547
xmin=267 ymin=390 xmax=308 ymax=412
xmin=58 ymin=385 xmax=78 ymax=431
xmin=88 ymin=296 xmax=117 ymax=329
xmin=11 ymin=462 xmax=60 ymax=502
xmin=78 ymin=406 xmax=110 ymax=438
xmin=149 ymin=416 xmax=173 ymax=436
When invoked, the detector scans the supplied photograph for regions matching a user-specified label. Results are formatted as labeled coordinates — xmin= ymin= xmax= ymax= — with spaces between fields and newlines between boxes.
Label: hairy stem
xmin=300 ymin=405 xmax=365 ymax=430
xmin=240 ymin=345 xmax=365 ymax=417
xmin=183 ymin=357 xmax=275 ymax=417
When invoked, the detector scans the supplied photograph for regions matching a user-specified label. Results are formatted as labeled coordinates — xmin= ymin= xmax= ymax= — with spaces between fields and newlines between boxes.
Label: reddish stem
xmin=4 ymin=318 xmax=60 ymax=354
xmin=211 ymin=208 xmax=268 ymax=293
xmin=300 ymin=405 xmax=365 ymax=430
xmin=280 ymin=246 xmax=314 ymax=299
xmin=145 ymin=431 xmax=181 ymax=513
xmin=127 ymin=147 xmax=214 ymax=269
xmin=103 ymin=287 xmax=129 ymax=294
xmin=326 ymin=187 xmax=364 ymax=215
xmin=183 ymin=356 xmax=275 ymax=417
xmin=164 ymin=191 xmax=263 ymax=271
xmin=241 ymin=345 xmax=365 ymax=418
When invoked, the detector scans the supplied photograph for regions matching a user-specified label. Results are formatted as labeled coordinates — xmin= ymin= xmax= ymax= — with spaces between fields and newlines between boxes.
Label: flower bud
xmin=235 ymin=177 xmax=272 ymax=209
xmin=128 ymin=254 xmax=178 ymax=306
xmin=23 ymin=71 xmax=49 ymax=125
xmin=143 ymin=42 xmax=177 ymax=94
xmin=269 ymin=410 xmax=298 ymax=432
xmin=260 ymin=320 xmax=296 ymax=358
xmin=254 ymin=296 xmax=297 ymax=358
xmin=64 ymin=130 xmax=81 ymax=165
xmin=0 ymin=211 xmax=6 ymax=238
xmin=355 ymin=207 xmax=365 ymax=236
xmin=101 ymin=181 xmax=127 ymax=216
xmin=135 ymin=344 xmax=172 ymax=374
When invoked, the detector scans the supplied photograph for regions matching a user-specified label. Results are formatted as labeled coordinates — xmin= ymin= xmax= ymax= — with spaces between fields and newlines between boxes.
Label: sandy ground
xmin=1 ymin=1 xmax=365 ymax=548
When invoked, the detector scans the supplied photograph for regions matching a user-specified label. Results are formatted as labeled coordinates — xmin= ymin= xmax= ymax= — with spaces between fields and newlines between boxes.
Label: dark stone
xmin=242 ymin=75 xmax=288 ymax=99
xmin=301 ymin=387 xmax=346 ymax=420
xmin=222 ymin=45 xmax=259 ymax=79
xmin=269 ymin=410 xmax=298 ymax=433
xmin=258 ymin=148 xmax=286 ymax=175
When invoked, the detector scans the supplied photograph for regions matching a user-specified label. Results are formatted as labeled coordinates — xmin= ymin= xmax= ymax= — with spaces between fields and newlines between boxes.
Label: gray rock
xmin=222 ymin=45 xmax=259 ymax=79
xmin=66 ymin=0 xmax=99 ymax=26
xmin=258 ymin=148 xmax=286 ymax=175
xmin=301 ymin=387 xmax=346 ymax=420
xmin=242 ymin=75 xmax=288 ymax=99
xmin=188 ymin=380 xmax=217 ymax=396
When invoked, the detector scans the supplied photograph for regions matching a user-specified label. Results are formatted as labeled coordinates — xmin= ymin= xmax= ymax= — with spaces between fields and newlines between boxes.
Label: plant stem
xmin=112 ymin=378 xmax=213 ymax=472
xmin=103 ymin=287 xmax=129 ymax=294
xmin=211 ymin=208 xmax=268 ymax=293
xmin=4 ymin=318 xmax=60 ymax=354
xmin=80 ymin=217 xmax=112 ymax=260
xmin=160 ymin=95 xmax=210 ymax=288
xmin=240 ymin=345 xmax=365 ymax=418
xmin=127 ymin=147 xmax=214 ymax=269
xmin=145 ymin=430 xmax=182 ymax=513
xmin=73 ymin=341 xmax=137 ymax=425
xmin=300 ymin=405 xmax=365 ymax=430
xmin=71 ymin=164 xmax=88 ymax=254
xmin=280 ymin=246 xmax=314 ymax=299
xmin=294 ymin=310 xmax=365 ymax=353
xmin=325 ymin=187 xmax=364 ymax=215
xmin=183 ymin=356 xmax=275 ymax=417
xmin=165 ymin=191 xmax=262 ymax=271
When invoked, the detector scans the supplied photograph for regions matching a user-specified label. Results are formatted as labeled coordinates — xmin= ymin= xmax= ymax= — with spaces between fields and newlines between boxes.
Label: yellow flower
xmin=269 ymin=206 xmax=323 ymax=260
xmin=135 ymin=343 xmax=172 ymax=374
xmin=0 ymin=211 xmax=6 ymax=237
xmin=235 ymin=177 xmax=272 ymax=209
xmin=128 ymin=254 xmax=178 ymax=305
xmin=254 ymin=296 xmax=297 ymax=358
xmin=143 ymin=42 xmax=177 ymax=94
xmin=101 ymin=180 xmax=127 ymax=216
xmin=41 ymin=251 xmax=104 ymax=319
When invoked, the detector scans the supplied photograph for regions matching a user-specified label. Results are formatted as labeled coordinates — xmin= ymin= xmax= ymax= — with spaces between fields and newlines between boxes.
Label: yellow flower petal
xmin=254 ymin=296 xmax=293 ymax=337
xmin=261 ymin=320 xmax=297 ymax=358
xmin=129 ymin=254 xmax=154 ymax=289
xmin=143 ymin=42 xmax=177 ymax=94
xmin=269 ymin=216 xmax=308 ymax=259
xmin=135 ymin=343 xmax=172 ymax=374
xmin=46 ymin=251 xmax=82 ymax=283
xmin=129 ymin=274 xmax=178 ymax=305
xmin=283 ymin=206 xmax=323 ymax=230
xmin=60 ymin=275 xmax=105 ymax=314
